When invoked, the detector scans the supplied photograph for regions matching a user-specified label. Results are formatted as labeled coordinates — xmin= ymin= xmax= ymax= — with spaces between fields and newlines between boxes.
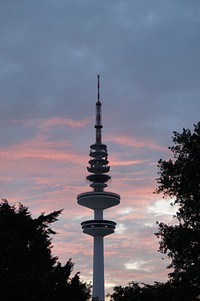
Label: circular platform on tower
xmin=81 ymin=219 xmax=116 ymax=237
xmin=77 ymin=191 xmax=120 ymax=210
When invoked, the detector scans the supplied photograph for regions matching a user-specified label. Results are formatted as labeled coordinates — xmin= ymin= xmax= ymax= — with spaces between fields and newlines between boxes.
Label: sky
xmin=1 ymin=0 xmax=200 ymax=296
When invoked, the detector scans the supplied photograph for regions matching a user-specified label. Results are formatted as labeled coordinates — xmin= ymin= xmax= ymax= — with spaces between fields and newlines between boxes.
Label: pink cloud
xmin=0 ymin=136 xmax=87 ymax=164
xmin=0 ymin=117 xmax=174 ymax=295
xmin=0 ymin=116 xmax=92 ymax=129
xmin=39 ymin=116 xmax=92 ymax=129
xmin=106 ymin=134 xmax=166 ymax=152
xmin=111 ymin=158 xmax=149 ymax=167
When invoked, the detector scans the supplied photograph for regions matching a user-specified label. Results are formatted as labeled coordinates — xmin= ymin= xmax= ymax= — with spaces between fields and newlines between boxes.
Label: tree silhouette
xmin=110 ymin=281 xmax=175 ymax=301
xmin=155 ymin=122 xmax=200 ymax=300
xmin=0 ymin=199 xmax=90 ymax=301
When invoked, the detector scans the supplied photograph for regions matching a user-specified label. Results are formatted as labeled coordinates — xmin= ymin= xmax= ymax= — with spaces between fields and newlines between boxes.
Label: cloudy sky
xmin=1 ymin=0 xmax=200 ymax=295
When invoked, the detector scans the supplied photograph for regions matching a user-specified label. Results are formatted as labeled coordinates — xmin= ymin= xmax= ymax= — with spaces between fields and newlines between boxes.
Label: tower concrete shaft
xmin=93 ymin=236 xmax=104 ymax=300
xmin=77 ymin=76 xmax=120 ymax=301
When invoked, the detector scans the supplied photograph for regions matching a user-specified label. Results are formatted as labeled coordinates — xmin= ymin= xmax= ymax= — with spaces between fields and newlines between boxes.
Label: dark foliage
xmin=155 ymin=122 xmax=200 ymax=300
xmin=0 ymin=199 xmax=91 ymax=301
xmin=110 ymin=281 xmax=175 ymax=301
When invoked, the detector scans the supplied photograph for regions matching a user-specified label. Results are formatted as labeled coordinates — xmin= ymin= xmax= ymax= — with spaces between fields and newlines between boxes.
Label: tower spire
xmin=97 ymin=74 xmax=100 ymax=102
xmin=95 ymin=75 xmax=102 ymax=144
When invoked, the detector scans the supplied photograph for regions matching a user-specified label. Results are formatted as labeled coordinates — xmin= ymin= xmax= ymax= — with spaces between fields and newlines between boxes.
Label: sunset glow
xmin=1 ymin=0 xmax=200 ymax=297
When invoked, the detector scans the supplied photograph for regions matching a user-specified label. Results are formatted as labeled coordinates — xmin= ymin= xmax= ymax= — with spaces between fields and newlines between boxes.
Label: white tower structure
xmin=77 ymin=76 xmax=120 ymax=301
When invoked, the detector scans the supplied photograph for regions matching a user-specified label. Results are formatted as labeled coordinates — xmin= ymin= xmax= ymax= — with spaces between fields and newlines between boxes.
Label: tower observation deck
xmin=77 ymin=76 xmax=120 ymax=301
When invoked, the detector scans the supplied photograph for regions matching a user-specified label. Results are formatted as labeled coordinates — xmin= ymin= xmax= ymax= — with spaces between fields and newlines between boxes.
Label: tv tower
xmin=77 ymin=76 xmax=120 ymax=301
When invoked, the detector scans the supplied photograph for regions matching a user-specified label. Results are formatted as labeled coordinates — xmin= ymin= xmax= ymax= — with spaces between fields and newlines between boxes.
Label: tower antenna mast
xmin=95 ymin=74 xmax=102 ymax=144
